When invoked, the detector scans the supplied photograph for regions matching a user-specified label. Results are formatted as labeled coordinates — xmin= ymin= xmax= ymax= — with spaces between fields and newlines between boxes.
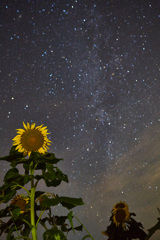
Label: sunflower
xmin=10 ymin=194 xmax=29 ymax=213
xmin=12 ymin=122 xmax=52 ymax=157
xmin=112 ymin=202 xmax=130 ymax=228
xmin=112 ymin=201 xmax=129 ymax=213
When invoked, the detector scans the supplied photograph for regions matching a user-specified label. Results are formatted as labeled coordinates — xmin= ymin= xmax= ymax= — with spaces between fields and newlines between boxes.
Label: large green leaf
xmin=60 ymin=197 xmax=84 ymax=209
xmin=4 ymin=189 xmax=16 ymax=202
xmin=7 ymin=225 xmax=16 ymax=240
xmin=12 ymin=207 xmax=21 ymax=221
xmin=23 ymin=163 xmax=30 ymax=174
xmin=10 ymin=157 xmax=29 ymax=168
xmin=29 ymin=152 xmax=63 ymax=167
xmin=39 ymin=152 xmax=63 ymax=165
xmin=35 ymin=162 xmax=46 ymax=171
xmin=55 ymin=168 xmax=68 ymax=182
xmin=46 ymin=163 xmax=54 ymax=171
xmin=23 ymin=174 xmax=32 ymax=185
xmin=43 ymin=228 xmax=67 ymax=240
xmin=4 ymin=168 xmax=19 ymax=182
xmin=67 ymin=211 xmax=75 ymax=234
xmin=42 ymin=167 xmax=68 ymax=187
xmin=0 ymin=146 xmax=24 ymax=164
xmin=20 ymin=221 xmax=31 ymax=238
xmin=43 ymin=171 xmax=56 ymax=181
xmin=54 ymin=215 xmax=68 ymax=230
xmin=35 ymin=191 xmax=45 ymax=199
xmin=41 ymin=196 xmax=60 ymax=208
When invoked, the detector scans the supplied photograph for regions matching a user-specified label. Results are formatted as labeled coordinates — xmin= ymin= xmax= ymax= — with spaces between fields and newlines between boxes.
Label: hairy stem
xmin=30 ymin=164 xmax=37 ymax=240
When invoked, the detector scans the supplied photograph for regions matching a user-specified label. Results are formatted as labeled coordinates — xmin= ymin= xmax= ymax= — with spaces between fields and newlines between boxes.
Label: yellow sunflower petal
xmin=36 ymin=124 xmax=43 ymax=130
xmin=28 ymin=151 xmax=31 ymax=157
xmin=40 ymin=126 xmax=48 ymax=131
xmin=23 ymin=122 xmax=28 ymax=130
xmin=13 ymin=136 xmax=21 ymax=141
xmin=16 ymin=129 xmax=25 ymax=133
xmin=13 ymin=143 xmax=17 ymax=146
xmin=31 ymin=123 xmax=36 ymax=129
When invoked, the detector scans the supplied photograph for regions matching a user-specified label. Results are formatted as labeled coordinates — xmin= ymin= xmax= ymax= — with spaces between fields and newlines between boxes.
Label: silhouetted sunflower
xmin=10 ymin=194 xmax=29 ymax=213
xmin=12 ymin=122 xmax=52 ymax=156
xmin=113 ymin=207 xmax=130 ymax=228
xmin=112 ymin=201 xmax=129 ymax=213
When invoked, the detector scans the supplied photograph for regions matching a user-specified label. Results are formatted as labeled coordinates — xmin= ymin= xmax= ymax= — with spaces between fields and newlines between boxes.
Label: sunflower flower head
xmin=112 ymin=201 xmax=129 ymax=213
xmin=112 ymin=201 xmax=130 ymax=228
xmin=12 ymin=122 xmax=52 ymax=157
xmin=10 ymin=194 xmax=29 ymax=213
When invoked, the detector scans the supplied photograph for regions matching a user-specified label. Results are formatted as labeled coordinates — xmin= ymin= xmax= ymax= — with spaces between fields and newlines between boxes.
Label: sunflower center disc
xmin=116 ymin=203 xmax=125 ymax=208
xmin=115 ymin=209 xmax=126 ymax=223
xmin=21 ymin=129 xmax=44 ymax=151
xmin=15 ymin=199 xmax=27 ymax=211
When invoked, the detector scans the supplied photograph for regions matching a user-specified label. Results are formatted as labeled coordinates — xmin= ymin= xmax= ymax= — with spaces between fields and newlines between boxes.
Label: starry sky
xmin=1 ymin=0 xmax=160 ymax=239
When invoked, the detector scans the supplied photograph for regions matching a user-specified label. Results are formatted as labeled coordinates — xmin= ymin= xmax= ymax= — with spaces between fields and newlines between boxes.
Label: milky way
xmin=1 ymin=0 xmax=160 ymax=239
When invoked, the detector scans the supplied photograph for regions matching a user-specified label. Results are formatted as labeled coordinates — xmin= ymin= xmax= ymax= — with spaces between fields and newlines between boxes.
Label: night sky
xmin=1 ymin=0 xmax=160 ymax=239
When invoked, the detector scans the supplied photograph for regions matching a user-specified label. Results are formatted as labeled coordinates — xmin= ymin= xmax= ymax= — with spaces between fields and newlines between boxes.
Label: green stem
xmin=73 ymin=214 xmax=95 ymax=240
xmin=11 ymin=183 xmax=30 ymax=195
xmin=10 ymin=212 xmax=21 ymax=239
xmin=36 ymin=208 xmax=46 ymax=228
xmin=30 ymin=165 xmax=37 ymax=240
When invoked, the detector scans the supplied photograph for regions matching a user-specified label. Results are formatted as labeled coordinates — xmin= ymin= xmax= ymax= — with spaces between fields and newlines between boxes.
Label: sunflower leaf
xmin=43 ymin=228 xmax=67 ymax=240
xmin=67 ymin=211 xmax=75 ymax=235
xmin=20 ymin=221 xmax=31 ymax=237
xmin=54 ymin=168 xmax=68 ymax=183
xmin=41 ymin=196 xmax=60 ymax=208
xmin=46 ymin=163 xmax=54 ymax=171
xmin=0 ymin=146 xmax=23 ymax=163
xmin=12 ymin=206 xmax=21 ymax=220
xmin=39 ymin=152 xmax=63 ymax=165
xmin=35 ymin=191 xmax=46 ymax=199
xmin=35 ymin=162 xmax=46 ymax=171
xmin=4 ymin=168 xmax=19 ymax=182
xmin=44 ymin=171 xmax=56 ymax=181
xmin=23 ymin=174 xmax=32 ymax=185
xmin=7 ymin=225 xmax=16 ymax=240
xmin=4 ymin=189 xmax=16 ymax=202
xmin=59 ymin=197 xmax=84 ymax=209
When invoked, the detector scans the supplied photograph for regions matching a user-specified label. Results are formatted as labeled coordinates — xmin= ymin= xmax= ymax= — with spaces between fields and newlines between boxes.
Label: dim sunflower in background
xmin=112 ymin=201 xmax=129 ymax=213
xmin=10 ymin=194 xmax=29 ymax=214
xmin=102 ymin=201 xmax=147 ymax=239
xmin=112 ymin=207 xmax=130 ymax=228
xmin=12 ymin=122 xmax=52 ymax=156
xmin=112 ymin=201 xmax=130 ymax=228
